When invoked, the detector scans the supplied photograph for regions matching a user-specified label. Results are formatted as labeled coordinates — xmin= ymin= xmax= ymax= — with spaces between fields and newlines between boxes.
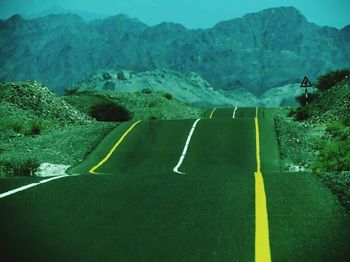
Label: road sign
xmin=300 ymin=76 xmax=312 ymax=88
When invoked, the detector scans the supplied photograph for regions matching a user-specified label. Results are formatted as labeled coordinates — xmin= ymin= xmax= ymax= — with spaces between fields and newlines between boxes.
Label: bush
xmin=64 ymin=87 xmax=80 ymax=96
xmin=295 ymin=92 xmax=319 ymax=107
xmin=316 ymin=69 xmax=350 ymax=91
xmin=25 ymin=119 xmax=58 ymax=136
xmin=141 ymin=88 xmax=152 ymax=94
xmin=164 ymin=92 xmax=173 ymax=100
xmin=294 ymin=107 xmax=309 ymax=121
xmin=326 ymin=122 xmax=346 ymax=137
xmin=0 ymin=159 xmax=40 ymax=177
xmin=342 ymin=115 xmax=350 ymax=127
xmin=103 ymin=81 xmax=116 ymax=91
xmin=90 ymin=102 xmax=131 ymax=122
xmin=149 ymin=116 xmax=157 ymax=120
xmin=117 ymin=71 xmax=127 ymax=80
xmin=313 ymin=139 xmax=350 ymax=172
xmin=287 ymin=109 xmax=296 ymax=118
xmin=30 ymin=122 xmax=41 ymax=135
xmin=102 ymin=72 xmax=112 ymax=80
xmin=148 ymin=101 xmax=158 ymax=108
xmin=9 ymin=120 xmax=24 ymax=133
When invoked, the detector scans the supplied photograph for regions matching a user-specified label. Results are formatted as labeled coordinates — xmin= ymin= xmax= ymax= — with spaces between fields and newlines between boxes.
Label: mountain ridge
xmin=0 ymin=7 xmax=349 ymax=96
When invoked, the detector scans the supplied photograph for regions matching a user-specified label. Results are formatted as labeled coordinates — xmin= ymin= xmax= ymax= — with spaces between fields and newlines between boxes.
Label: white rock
xmin=35 ymin=163 xmax=70 ymax=177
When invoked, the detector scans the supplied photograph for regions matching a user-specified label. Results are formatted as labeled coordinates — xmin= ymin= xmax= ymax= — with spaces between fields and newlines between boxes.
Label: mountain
xmin=0 ymin=7 xmax=349 ymax=95
xmin=25 ymin=4 xmax=108 ymax=21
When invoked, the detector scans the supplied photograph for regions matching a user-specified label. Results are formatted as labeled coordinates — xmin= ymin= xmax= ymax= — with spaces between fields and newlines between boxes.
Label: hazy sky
xmin=0 ymin=0 xmax=349 ymax=29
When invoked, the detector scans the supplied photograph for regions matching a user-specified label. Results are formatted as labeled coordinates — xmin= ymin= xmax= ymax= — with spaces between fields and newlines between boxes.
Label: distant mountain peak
xmin=243 ymin=6 xmax=306 ymax=21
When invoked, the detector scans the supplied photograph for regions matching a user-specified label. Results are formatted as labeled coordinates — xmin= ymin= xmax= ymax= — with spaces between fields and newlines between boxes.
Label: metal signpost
xmin=300 ymin=76 xmax=313 ymax=105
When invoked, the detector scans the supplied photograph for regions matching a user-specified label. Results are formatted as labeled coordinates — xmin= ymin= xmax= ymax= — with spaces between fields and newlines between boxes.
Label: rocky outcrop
xmin=0 ymin=81 xmax=92 ymax=124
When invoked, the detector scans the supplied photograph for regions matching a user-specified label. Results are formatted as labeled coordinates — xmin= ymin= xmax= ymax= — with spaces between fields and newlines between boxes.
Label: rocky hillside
xmin=0 ymin=7 xmax=349 ymax=95
xmin=0 ymin=81 xmax=92 ymax=125
xmin=73 ymin=69 xmax=257 ymax=106
xmin=73 ymin=69 xmax=308 ymax=106
xmin=275 ymin=76 xmax=350 ymax=211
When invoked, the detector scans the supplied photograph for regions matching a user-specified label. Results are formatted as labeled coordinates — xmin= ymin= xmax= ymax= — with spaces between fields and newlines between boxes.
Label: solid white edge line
xmin=173 ymin=119 xmax=201 ymax=174
xmin=233 ymin=106 xmax=238 ymax=118
xmin=0 ymin=175 xmax=69 ymax=199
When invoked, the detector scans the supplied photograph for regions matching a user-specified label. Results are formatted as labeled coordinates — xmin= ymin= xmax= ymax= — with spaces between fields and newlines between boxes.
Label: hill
xmin=72 ymin=69 xmax=257 ymax=106
xmin=275 ymin=75 xmax=350 ymax=212
xmin=0 ymin=7 xmax=349 ymax=96
xmin=0 ymin=80 xmax=205 ymax=176
xmin=64 ymin=90 xmax=205 ymax=121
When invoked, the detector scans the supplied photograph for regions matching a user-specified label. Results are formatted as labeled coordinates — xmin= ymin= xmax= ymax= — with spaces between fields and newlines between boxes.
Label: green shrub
xmin=164 ymin=92 xmax=173 ymax=100
xmin=117 ymin=71 xmax=127 ymax=80
xmin=313 ymin=139 xmax=350 ymax=172
xmin=148 ymin=101 xmax=157 ymax=108
xmin=0 ymin=166 xmax=6 ymax=177
xmin=294 ymin=107 xmax=309 ymax=121
xmin=295 ymin=92 xmax=319 ymax=107
xmin=25 ymin=119 xmax=58 ymax=136
xmin=326 ymin=122 xmax=345 ymax=137
xmin=102 ymin=72 xmax=112 ymax=80
xmin=316 ymin=69 xmax=350 ymax=91
xmin=141 ymin=88 xmax=152 ymax=94
xmin=90 ymin=102 xmax=131 ymax=122
xmin=0 ymin=159 xmax=40 ymax=177
xmin=103 ymin=81 xmax=116 ymax=91
xmin=30 ymin=122 xmax=41 ymax=135
xmin=9 ymin=121 xmax=24 ymax=133
xmin=318 ymin=171 xmax=350 ymax=212
xmin=287 ymin=109 xmax=296 ymax=118
xmin=149 ymin=116 xmax=157 ymax=120
xmin=64 ymin=87 xmax=80 ymax=96
xmin=342 ymin=115 xmax=350 ymax=127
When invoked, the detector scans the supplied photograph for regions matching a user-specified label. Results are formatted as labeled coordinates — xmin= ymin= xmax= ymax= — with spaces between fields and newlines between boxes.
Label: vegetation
xmin=313 ymin=140 xmax=350 ymax=172
xmin=313 ymin=120 xmax=350 ymax=172
xmin=117 ymin=71 xmax=127 ymax=80
xmin=90 ymin=103 xmax=132 ymax=122
xmin=295 ymin=92 xmax=318 ymax=107
xmin=141 ymin=88 xmax=152 ymax=94
xmin=4 ymin=118 xmax=59 ymax=136
xmin=284 ymin=70 xmax=350 ymax=212
xmin=103 ymin=81 xmax=116 ymax=91
xmin=288 ymin=107 xmax=309 ymax=121
xmin=64 ymin=87 xmax=80 ymax=96
xmin=0 ymin=159 xmax=39 ymax=177
xmin=315 ymin=69 xmax=350 ymax=91
xmin=163 ymin=92 xmax=173 ymax=100
xmin=102 ymin=72 xmax=112 ymax=80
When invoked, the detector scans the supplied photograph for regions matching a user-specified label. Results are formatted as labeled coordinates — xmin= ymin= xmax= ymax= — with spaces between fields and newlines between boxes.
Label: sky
xmin=0 ymin=0 xmax=349 ymax=29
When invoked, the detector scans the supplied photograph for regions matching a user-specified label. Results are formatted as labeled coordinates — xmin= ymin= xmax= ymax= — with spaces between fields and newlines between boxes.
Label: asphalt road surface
xmin=0 ymin=108 xmax=349 ymax=261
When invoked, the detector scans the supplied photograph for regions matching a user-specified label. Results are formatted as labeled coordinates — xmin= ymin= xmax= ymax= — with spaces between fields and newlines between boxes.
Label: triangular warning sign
xmin=300 ymin=76 xmax=312 ymax=88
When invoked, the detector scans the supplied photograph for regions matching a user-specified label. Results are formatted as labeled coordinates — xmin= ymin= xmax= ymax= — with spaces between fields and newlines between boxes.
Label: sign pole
xmin=305 ymin=88 xmax=308 ymax=105
xmin=300 ymin=76 xmax=312 ymax=106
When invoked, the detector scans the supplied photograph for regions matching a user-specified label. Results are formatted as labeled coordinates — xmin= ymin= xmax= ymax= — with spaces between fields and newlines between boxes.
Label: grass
xmin=313 ymin=121 xmax=350 ymax=173
xmin=0 ymin=122 xmax=115 ymax=176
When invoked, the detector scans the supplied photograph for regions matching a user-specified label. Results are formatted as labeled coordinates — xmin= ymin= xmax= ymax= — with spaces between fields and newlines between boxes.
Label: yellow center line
xmin=254 ymin=107 xmax=271 ymax=262
xmin=209 ymin=108 xmax=216 ymax=119
xmin=89 ymin=121 xmax=141 ymax=174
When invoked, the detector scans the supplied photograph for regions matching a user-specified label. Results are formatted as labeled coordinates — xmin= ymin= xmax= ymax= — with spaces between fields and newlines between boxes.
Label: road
xmin=0 ymin=107 xmax=349 ymax=261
